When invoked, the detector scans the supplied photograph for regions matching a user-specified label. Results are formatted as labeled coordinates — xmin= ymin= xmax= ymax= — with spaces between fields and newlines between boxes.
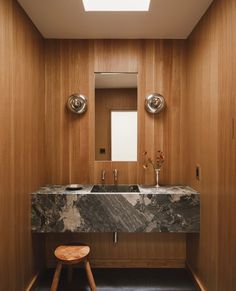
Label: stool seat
xmin=54 ymin=245 xmax=90 ymax=263
xmin=51 ymin=245 xmax=96 ymax=291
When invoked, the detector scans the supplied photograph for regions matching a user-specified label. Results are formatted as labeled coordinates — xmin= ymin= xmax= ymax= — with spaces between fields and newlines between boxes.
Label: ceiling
xmin=17 ymin=0 xmax=213 ymax=39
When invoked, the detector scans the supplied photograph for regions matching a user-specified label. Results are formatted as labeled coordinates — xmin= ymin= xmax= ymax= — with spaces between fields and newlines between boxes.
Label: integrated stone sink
xmin=91 ymin=184 xmax=140 ymax=193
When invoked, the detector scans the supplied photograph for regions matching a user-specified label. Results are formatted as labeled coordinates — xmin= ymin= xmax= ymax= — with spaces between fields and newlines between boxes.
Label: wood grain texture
xmin=184 ymin=5 xmax=219 ymax=290
xmin=44 ymin=39 xmax=187 ymax=267
xmin=45 ymin=233 xmax=186 ymax=268
xmin=50 ymin=262 xmax=62 ymax=291
xmin=184 ymin=0 xmax=236 ymax=290
xmin=45 ymin=40 xmax=91 ymax=184
xmin=88 ymin=40 xmax=140 ymax=181
xmin=52 ymin=245 xmax=96 ymax=290
xmin=217 ymin=0 xmax=236 ymax=290
xmin=138 ymin=40 xmax=186 ymax=186
xmin=186 ymin=262 xmax=206 ymax=291
xmin=54 ymin=246 xmax=90 ymax=263
xmin=45 ymin=39 xmax=186 ymax=185
xmin=93 ymin=161 xmax=138 ymax=184
xmin=2 ymin=0 xmax=235 ymax=288
xmin=84 ymin=259 xmax=97 ymax=291
xmin=0 ymin=0 xmax=45 ymax=290
xmin=93 ymin=40 xmax=140 ymax=73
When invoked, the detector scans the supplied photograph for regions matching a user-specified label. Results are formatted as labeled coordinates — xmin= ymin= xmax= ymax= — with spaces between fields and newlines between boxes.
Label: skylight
xmin=82 ymin=0 xmax=151 ymax=12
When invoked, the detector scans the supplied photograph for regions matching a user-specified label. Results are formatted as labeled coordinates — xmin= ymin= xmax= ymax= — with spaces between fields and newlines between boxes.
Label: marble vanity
xmin=31 ymin=185 xmax=200 ymax=233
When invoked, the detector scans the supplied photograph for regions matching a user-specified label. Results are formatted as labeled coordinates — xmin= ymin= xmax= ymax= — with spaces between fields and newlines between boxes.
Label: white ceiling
xmin=17 ymin=0 xmax=213 ymax=39
xmin=95 ymin=73 xmax=137 ymax=89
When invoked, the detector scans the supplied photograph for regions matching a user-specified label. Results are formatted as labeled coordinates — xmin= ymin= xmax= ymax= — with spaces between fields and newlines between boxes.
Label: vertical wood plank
xmin=44 ymin=39 xmax=186 ymax=268
xmin=184 ymin=0 xmax=236 ymax=290
xmin=0 ymin=0 xmax=45 ymax=290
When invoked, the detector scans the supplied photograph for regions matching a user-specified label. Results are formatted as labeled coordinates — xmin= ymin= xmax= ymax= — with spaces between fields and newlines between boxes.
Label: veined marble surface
xmin=33 ymin=184 xmax=198 ymax=195
xmin=31 ymin=185 xmax=200 ymax=233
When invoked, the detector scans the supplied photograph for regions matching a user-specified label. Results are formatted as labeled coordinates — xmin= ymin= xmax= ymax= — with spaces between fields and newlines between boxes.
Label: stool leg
xmin=84 ymin=258 xmax=96 ymax=291
xmin=50 ymin=262 xmax=62 ymax=291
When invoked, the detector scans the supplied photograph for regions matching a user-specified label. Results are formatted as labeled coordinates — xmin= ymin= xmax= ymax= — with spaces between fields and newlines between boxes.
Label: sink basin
xmin=91 ymin=184 xmax=140 ymax=193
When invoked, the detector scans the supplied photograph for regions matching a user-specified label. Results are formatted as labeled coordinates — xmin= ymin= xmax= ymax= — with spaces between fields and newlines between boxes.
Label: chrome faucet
xmin=113 ymin=169 xmax=118 ymax=184
xmin=101 ymin=169 xmax=106 ymax=183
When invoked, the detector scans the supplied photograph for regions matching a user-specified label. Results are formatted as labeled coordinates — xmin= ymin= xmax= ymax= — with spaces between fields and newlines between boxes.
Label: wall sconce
xmin=67 ymin=93 xmax=87 ymax=114
xmin=145 ymin=93 xmax=165 ymax=114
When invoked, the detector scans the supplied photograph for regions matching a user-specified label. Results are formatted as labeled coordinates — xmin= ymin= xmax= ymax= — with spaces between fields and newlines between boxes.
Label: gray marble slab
xmin=31 ymin=185 xmax=200 ymax=233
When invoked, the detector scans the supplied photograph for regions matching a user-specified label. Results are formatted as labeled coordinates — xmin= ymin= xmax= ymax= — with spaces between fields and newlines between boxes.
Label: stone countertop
xmin=31 ymin=184 xmax=200 ymax=233
xmin=32 ymin=184 xmax=199 ymax=195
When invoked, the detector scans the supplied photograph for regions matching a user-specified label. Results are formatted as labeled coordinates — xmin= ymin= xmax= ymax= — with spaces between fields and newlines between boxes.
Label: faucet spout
xmin=113 ymin=169 xmax=118 ymax=184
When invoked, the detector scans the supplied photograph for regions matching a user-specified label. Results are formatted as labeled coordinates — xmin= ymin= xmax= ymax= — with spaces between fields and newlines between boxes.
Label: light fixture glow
xmin=82 ymin=0 xmax=151 ymax=12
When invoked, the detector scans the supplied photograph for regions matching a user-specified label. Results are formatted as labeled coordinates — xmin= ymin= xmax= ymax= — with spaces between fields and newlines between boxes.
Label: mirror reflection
xmin=95 ymin=73 xmax=137 ymax=161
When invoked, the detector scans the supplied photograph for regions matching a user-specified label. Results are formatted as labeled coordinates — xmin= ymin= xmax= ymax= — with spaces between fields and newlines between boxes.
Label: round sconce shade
xmin=67 ymin=93 xmax=87 ymax=114
xmin=145 ymin=93 xmax=165 ymax=114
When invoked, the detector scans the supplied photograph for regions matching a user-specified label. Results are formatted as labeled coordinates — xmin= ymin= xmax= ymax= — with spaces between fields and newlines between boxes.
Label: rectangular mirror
xmin=95 ymin=73 xmax=137 ymax=161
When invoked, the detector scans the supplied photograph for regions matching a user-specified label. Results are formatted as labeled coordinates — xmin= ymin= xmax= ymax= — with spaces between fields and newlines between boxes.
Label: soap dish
xmin=65 ymin=184 xmax=83 ymax=191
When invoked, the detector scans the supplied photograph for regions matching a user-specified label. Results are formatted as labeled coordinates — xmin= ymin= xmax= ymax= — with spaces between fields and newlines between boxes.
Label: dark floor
xmin=35 ymin=268 xmax=197 ymax=291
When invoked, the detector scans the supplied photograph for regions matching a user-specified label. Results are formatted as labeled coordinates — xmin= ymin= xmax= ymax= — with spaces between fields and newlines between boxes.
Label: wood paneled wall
xmin=45 ymin=233 xmax=186 ymax=269
xmin=45 ymin=40 xmax=91 ymax=184
xmin=217 ymin=0 xmax=236 ymax=289
xmin=45 ymin=39 xmax=186 ymax=186
xmin=138 ymin=40 xmax=186 ymax=186
xmin=184 ymin=4 xmax=219 ymax=291
xmin=44 ymin=39 xmax=187 ymax=268
xmin=0 ymin=0 xmax=45 ymax=290
xmin=184 ymin=0 xmax=236 ymax=290
xmin=1 ymin=0 xmax=235 ymax=287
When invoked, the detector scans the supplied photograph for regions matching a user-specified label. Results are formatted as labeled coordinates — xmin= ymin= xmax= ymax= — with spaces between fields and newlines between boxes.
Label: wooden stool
xmin=50 ymin=245 xmax=96 ymax=291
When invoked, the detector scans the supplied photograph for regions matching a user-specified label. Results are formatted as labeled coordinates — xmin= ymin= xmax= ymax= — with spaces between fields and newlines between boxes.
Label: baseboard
xmin=186 ymin=262 xmax=206 ymax=291
xmin=89 ymin=258 xmax=185 ymax=268
xmin=47 ymin=258 xmax=185 ymax=269
xmin=25 ymin=272 xmax=40 ymax=291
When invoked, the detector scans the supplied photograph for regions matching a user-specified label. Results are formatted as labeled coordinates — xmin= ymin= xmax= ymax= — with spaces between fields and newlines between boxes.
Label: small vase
xmin=155 ymin=169 xmax=161 ymax=187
